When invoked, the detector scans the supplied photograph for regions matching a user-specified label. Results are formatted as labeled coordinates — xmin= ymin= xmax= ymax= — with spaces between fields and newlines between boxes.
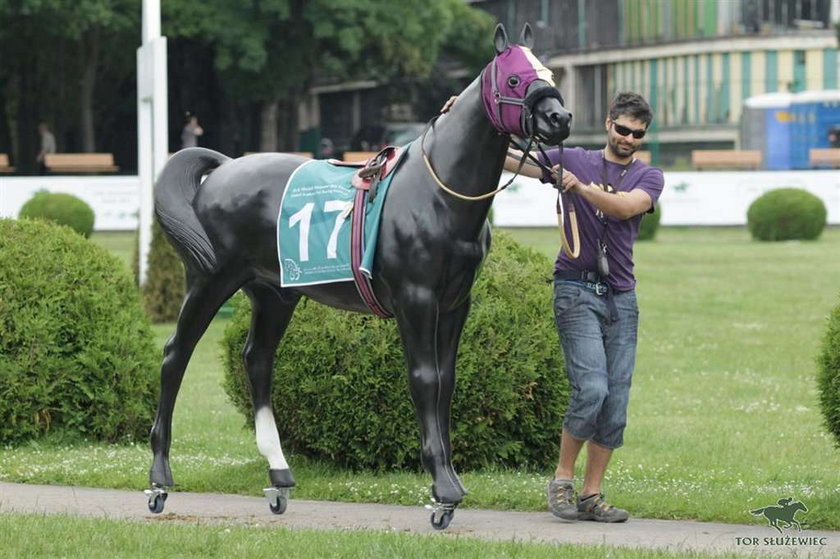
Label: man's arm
xmin=504 ymin=149 xmax=543 ymax=178
xmin=560 ymin=168 xmax=653 ymax=220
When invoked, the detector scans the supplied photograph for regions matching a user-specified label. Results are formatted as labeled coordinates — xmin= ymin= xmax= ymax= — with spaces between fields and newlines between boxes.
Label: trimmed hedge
xmin=135 ymin=220 xmax=186 ymax=323
xmin=0 ymin=218 xmax=158 ymax=444
xmin=637 ymin=203 xmax=661 ymax=241
xmin=18 ymin=191 xmax=95 ymax=238
xmin=222 ymin=230 xmax=569 ymax=471
xmin=747 ymin=188 xmax=826 ymax=241
xmin=818 ymin=298 xmax=840 ymax=448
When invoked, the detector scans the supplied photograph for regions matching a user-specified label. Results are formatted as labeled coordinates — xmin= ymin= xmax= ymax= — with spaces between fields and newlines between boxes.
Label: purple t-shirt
xmin=538 ymin=147 xmax=664 ymax=291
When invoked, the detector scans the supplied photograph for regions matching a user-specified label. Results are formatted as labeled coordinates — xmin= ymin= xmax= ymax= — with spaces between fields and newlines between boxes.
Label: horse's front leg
xmin=394 ymin=289 xmax=470 ymax=509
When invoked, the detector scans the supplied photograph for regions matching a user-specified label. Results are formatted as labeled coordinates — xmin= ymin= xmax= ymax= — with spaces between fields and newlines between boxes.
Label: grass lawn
xmin=1 ymin=227 xmax=838 ymax=531
xmin=0 ymin=514 xmax=739 ymax=559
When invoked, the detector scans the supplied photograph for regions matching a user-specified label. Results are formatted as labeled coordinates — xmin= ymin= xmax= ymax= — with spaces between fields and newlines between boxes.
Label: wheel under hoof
xmin=427 ymin=501 xmax=457 ymax=530
xmin=144 ymin=485 xmax=168 ymax=514
xmin=264 ymin=486 xmax=291 ymax=515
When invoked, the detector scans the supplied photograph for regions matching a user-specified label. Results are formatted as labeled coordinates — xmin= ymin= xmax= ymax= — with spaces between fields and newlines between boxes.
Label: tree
xmin=0 ymin=0 xmax=139 ymax=171
xmin=164 ymin=0 xmax=493 ymax=151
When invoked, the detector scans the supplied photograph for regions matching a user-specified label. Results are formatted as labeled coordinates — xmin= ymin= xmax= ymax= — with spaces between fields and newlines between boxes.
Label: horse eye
xmin=507 ymin=76 xmax=520 ymax=88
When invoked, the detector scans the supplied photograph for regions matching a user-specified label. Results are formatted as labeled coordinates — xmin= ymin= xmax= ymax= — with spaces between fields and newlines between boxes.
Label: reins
xmin=419 ymin=115 xmax=536 ymax=202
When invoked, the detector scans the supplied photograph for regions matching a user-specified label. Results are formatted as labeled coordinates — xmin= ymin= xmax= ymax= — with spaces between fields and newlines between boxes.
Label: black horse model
xmin=147 ymin=23 xmax=571 ymax=530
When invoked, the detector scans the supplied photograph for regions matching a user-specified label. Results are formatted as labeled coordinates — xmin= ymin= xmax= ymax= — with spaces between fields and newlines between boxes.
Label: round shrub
xmin=18 ymin=191 xmax=95 ymax=238
xmin=747 ymin=188 xmax=826 ymax=241
xmin=0 ymin=218 xmax=158 ymax=444
xmin=137 ymin=220 xmax=186 ymax=323
xmin=818 ymin=298 xmax=840 ymax=448
xmin=637 ymin=203 xmax=661 ymax=241
xmin=222 ymin=230 xmax=569 ymax=471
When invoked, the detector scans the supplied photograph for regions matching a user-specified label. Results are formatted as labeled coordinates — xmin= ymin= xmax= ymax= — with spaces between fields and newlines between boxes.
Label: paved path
xmin=0 ymin=482 xmax=836 ymax=557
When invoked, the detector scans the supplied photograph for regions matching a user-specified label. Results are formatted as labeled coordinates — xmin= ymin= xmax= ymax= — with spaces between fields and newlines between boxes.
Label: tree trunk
xmin=79 ymin=30 xmax=99 ymax=152
xmin=259 ymin=100 xmax=279 ymax=152
xmin=277 ymin=96 xmax=297 ymax=152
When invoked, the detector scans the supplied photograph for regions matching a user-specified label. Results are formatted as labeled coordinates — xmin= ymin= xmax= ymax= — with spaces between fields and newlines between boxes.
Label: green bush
xmin=222 ymin=230 xmax=569 ymax=471
xmin=137 ymin=220 xmax=186 ymax=323
xmin=0 ymin=218 xmax=158 ymax=444
xmin=18 ymin=191 xmax=95 ymax=238
xmin=637 ymin=203 xmax=661 ymax=241
xmin=818 ymin=299 xmax=840 ymax=448
xmin=747 ymin=188 xmax=826 ymax=241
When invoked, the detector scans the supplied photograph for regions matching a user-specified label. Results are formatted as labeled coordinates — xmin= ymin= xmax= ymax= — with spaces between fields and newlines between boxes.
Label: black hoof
xmin=269 ymin=468 xmax=296 ymax=488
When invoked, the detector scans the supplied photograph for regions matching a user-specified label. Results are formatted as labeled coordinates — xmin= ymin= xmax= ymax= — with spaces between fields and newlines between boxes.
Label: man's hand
xmin=557 ymin=166 xmax=583 ymax=193
xmin=440 ymin=95 xmax=458 ymax=114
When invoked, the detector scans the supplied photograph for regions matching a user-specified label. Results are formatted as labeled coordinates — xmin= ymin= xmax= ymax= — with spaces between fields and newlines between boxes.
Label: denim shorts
xmin=553 ymin=278 xmax=639 ymax=449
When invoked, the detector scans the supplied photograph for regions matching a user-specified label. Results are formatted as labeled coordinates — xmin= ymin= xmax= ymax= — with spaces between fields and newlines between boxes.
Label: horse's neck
xmin=426 ymin=78 xmax=509 ymax=231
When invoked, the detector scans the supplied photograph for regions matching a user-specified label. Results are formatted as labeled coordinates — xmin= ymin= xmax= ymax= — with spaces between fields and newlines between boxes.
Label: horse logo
xmin=284 ymin=259 xmax=302 ymax=281
xmin=749 ymin=497 xmax=808 ymax=533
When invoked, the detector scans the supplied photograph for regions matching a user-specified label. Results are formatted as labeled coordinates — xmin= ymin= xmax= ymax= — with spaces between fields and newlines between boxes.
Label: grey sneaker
xmin=547 ymin=479 xmax=578 ymax=520
xmin=577 ymin=493 xmax=629 ymax=522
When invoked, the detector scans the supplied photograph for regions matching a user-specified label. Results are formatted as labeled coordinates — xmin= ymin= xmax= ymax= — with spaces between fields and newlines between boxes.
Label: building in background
xmin=473 ymin=0 xmax=839 ymax=167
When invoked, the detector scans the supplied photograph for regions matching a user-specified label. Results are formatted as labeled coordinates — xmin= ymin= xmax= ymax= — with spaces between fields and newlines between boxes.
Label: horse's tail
xmin=749 ymin=507 xmax=767 ymax=516
xmin=154 ymin=148 xmax=230 ymax=274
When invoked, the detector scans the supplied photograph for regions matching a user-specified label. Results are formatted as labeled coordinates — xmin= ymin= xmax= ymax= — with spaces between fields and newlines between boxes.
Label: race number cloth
xmin=277 ymin=157 xmax=401 ymax=287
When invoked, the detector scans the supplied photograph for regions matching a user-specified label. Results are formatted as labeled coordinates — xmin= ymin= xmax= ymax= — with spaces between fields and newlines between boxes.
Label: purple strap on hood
xmin=480 ymin=46 xmax=554 ymax=137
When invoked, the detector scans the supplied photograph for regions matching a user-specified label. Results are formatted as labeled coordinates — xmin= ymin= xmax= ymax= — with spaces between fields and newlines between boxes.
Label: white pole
xmin=137 ymin=0 xmax=167 ymax=286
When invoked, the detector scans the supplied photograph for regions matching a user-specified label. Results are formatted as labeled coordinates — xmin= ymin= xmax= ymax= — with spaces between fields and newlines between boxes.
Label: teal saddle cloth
xmin=277 ymin=153 xmax=405 ymax=287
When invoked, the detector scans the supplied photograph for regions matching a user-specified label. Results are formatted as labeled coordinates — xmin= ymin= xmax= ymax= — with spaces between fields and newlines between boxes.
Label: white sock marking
xmin=255 ymin=407 xmax=288 ymax=470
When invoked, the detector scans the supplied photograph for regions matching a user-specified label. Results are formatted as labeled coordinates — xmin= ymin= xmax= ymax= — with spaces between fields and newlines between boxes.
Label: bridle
xmin=419 ymin=44 xmax=579 ymax=256
xmin=420 ymin=47 xmax=565 ymax=202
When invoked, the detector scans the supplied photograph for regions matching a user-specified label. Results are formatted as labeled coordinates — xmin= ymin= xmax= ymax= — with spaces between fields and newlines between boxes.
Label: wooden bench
xmin=809 ymin=148 xmax=840 ymax=168
xmin=343 ymin=151 xmax=377 ymax=163
xmin=691 ymin=150 xmax=761 ymax=170
xmin=0 ymin=153 xmax=15 ymax=173
xmin=45 ymin=153 xmax=119 ymax=173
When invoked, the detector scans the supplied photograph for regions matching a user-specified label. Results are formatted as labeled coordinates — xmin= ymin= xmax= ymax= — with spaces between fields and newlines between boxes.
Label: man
xmin=36 ymin=122 xmax=56 ymax=174
xmin=181 ymin=114 xmax=204 ymax=149
xmin=524 ymin=92 xmax=663 ymax=522
xmin=440 ymin=91 xmax=663 ymax=522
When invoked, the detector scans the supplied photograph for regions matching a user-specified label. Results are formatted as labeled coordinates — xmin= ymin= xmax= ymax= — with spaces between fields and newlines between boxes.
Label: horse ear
xmin=520 ymin=23 xmax=534 ymax=49
xmin=493 ymin=23 xmax=509 ymax=55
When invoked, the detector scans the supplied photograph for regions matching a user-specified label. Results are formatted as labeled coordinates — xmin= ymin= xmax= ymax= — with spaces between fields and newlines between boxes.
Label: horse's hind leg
xmin=149 ymin=269 xmax=248 ymax=495
xmin=241 ymin=282 xmax=300 ymax=513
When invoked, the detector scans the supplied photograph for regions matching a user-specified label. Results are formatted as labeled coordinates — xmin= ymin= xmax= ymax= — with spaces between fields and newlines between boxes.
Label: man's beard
xmin=608 ymin=136 xmax=637 ymax=158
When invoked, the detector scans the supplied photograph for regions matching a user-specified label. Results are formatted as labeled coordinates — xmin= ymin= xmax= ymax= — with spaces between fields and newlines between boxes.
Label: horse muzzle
xmin=523 ymin=83 xmax=572 ymax=146
xmin=531 ymin=100 xmax=572 ymax=146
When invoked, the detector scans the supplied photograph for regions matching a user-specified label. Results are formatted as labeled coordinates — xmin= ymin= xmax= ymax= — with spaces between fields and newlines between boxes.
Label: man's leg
xmin=581 ymin=440 xmax=613 ymax=497
xmin=554 ymin=429 xmax=585 ymax=480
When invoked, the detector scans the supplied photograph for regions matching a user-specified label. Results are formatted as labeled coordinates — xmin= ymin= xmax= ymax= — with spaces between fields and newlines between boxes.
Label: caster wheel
xmin=148 ymin=492 xmax=166 ymax=514
xmin=264 ymin=487 xmax=290 ymax=515
xmin=268 ymin=495 xmax=287 ymax=515
xmin=430 ymin=509 xmax=454 ymax=530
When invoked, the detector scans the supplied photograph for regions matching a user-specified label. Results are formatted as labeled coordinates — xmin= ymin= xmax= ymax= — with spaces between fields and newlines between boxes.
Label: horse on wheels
xmin=146 ymin=23 xmax=571 ymax=529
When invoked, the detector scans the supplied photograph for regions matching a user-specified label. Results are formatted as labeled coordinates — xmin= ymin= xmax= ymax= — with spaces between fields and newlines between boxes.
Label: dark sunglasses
xmin=611 ymin=121 xmax=646 ymax=139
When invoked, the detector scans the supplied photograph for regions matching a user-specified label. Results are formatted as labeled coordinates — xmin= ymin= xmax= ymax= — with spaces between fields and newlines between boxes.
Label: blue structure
xmin=741 ymin=93 xmax=794 ymax=170
xmin=791 ymin=91 xmax=840 ymax=169
xmin=742 ymin=91 xmax=840 ymax=170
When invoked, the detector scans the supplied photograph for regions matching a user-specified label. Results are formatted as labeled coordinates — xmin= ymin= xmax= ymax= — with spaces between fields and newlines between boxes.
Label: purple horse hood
xmin=481 ymin=45 xmax=556 ymax=137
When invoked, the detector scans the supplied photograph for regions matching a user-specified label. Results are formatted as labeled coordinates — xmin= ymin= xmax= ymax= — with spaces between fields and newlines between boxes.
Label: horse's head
xmin=480 ymin=23 xmax=571 ymax=145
